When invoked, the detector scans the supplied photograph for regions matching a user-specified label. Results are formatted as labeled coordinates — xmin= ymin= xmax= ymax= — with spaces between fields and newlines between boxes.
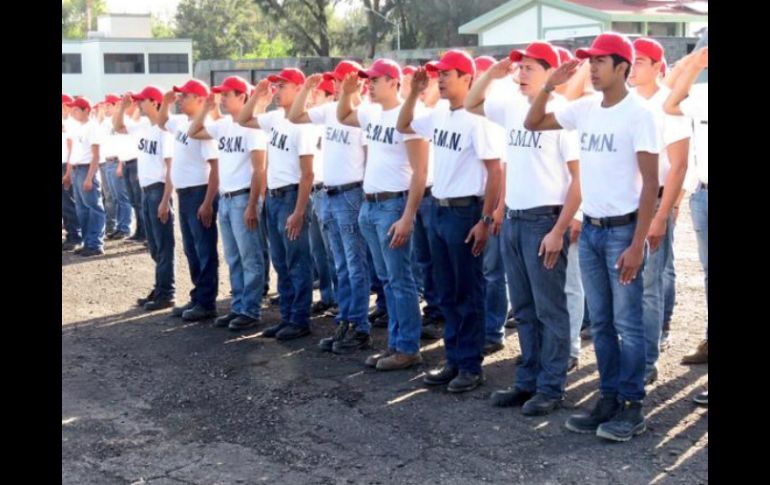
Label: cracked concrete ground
xmin=62 ymin=201 xmax=708 ymax=485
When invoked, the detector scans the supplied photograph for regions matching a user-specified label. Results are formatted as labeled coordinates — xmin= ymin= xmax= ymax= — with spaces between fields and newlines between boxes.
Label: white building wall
xmin=542 ymin=5 xmax=604 ymax=40
xmin=479 ymin=6 xmax=538 ymax=46
xmin=96 ymin=15 xmax=152 ymax=38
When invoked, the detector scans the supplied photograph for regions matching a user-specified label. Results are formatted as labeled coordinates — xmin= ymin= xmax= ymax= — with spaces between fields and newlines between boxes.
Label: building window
xmin=647 ymin=22 xmax=677 ymax=36
xmin=62 ymin=54 xmax=82 ymax=74
xmin=148 ymin=54 xmax=189 ymax=74
xmin=104 ymin=54 xmax=145 ymax=74
xmin=611 ymin=21 xmax=643 ymax=34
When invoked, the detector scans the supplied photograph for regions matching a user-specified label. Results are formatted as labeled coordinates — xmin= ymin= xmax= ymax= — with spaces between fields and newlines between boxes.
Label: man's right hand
xmin=341 ymin=72 xmax=361 ymax=95
xmin=569 ymin=219 xmax=582 ymax=245
xmin=411 ymin=69 xmax=430 ymax=95
xmin=546 ymin=59 xmax=581 ymax=89
xmin=163 ymin=91 xmax=177 ymax=105
xmin=488 ymin=58 xmax=515 ymax=80
xmin=305 ymin=73 xmax=323 ymax=90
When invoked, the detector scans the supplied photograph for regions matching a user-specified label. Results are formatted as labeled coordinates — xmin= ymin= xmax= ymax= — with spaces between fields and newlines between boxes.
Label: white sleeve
xmin=483 ymin=97 xmax=507 ymax=126
xmin=245 ymin=128 xmax=267 ymax=152
xmin=256 ymin=111 xmax=275 ymax=133
xmin=88 ymin=123 xmax=103 ymax=146
xmin=162 ymin=131 xmax=173 ymax=159
xmin=307 ymin=104 xmax=327 ymax=125
xmin=409 ymin=111 xmax=434 ymax=139
xmin=124 ymin=116 xmax=148 ymax=136
xmin=356 ymin=104 xmax=371 ymax=130
xmin=663 ymin=112 xmax=692 ymax=146
xmin=296 ymin=124 xmax=318 ymax=157
xmin=559 ymin=129 xmax=581 ymax=163
xmin=201 ymin=138 xmax=219 ymax=160
xmin=679 ymin=88 xmax=708 ymax=120
xmin=633 ymin=108 xmax=662 ymax=154
xmin=471 ymin=118 xmax=504 ymax=160
xmin=554 ymin=98 xmax=587 ymax=131
xmin=206 ymin=119 xmax=222 ymax=140
xmin=164 ymin=115 xmax=180 ymax=133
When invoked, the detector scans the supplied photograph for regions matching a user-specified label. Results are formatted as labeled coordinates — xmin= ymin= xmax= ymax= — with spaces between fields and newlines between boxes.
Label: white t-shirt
xmin=67 ymin=119 xmax=103 ymax=166
xmin=555 ymin=92 xmax=660 ymax=218
xmin=486 ymin=94 xmax=579 ymax=210
xmin=308 ymin=101 xmax=367 ymax=186
xmin=256 ymin=109 xmax=317 ymax=190
xmin=99 ymin=118 xmax=122 ymax=162
xmin=637 ymin=85 xmax=692 ymax=186
xmin=125 ymin=120 xmax=173 ymax=188
xmin=680 ymin=83 xmax=708 ymax=186
xmin=121 ymin=115 xmax=144 ymax=161
xmin=357 ymin=102 xmax=425 ymax=193
xmin=165 ymin=114 xmax=219 ymax=189
xmin=410 ymin=105 xmax=502 ymax=199
xmin=420 ymin=99 xmax=450 ymax=187
xmin=62 ymin=118 xmax=76 ymax=164
xmin=207 ymin=115 xmax=266 ymax=193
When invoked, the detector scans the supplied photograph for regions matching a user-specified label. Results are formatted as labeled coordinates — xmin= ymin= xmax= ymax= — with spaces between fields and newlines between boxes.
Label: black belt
xmin=142 ymin=182 xmax=165 ymax=193
xmin=72 ymin=164 xmax=90 ymax=169
xmin=106 ymin=157 xmax=119 ymax=162
xmin=124 ymin=159 xmax=137 ymax=165
xmin=325 ymin=181 xmax=363 ymax=196
xmin=177 ymin=184 xmax=208 ymax=195
xmin=657 ymin=186 xmax=664 ymax=199
xmin=364 ymin=191 xmax=407 ymax=203
xmin=506 ymin=205 xmax=562 ymax=219
xmin=222 ymin=187 xmax=250 ymax=199
xmin=436 ymin=196 xmax=482 ymax=208
xmin=699 ymin=182 xmax=708 ymax=191
xmin=312 ymin=182 xmax=324 ymax=193
xmin=424 ymin=186 xmax=432 ymax=198
xmin=585 ymin=211 xmax=638 ymax=228
xmin=267 ymin=184 xmax=299 ymax=198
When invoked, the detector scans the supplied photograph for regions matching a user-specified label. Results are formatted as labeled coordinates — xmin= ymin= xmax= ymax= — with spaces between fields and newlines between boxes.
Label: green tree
xmin=62 ymin=0 xmax=106 ymax=39
xmin=253 ymin=0 xmax=335 ymax=56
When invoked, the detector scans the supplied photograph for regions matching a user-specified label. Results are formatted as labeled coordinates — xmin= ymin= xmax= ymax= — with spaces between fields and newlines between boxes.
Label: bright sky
xmin=105 ymin=0 xmax=182 ymax=22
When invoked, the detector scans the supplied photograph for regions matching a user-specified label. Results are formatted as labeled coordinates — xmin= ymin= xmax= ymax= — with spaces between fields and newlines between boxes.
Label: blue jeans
xmin=104 ymin=160 xmax=133 ymax=234
xmin=502 ymin=213 xmax=571 ymax=398
xmin=71 ymin=165 xmax=106 ymax=250
xmin=484 ymin=232 xmax=509 ymax=344
xmin=178 ymin=186 xmax=219 ymax=310
xmin=258 ymin=201 xmax=271 ymax=296
xmin=566 ymin=243 xmax=584 ymax=358
xmin=369 ymin=249 xmax=387 ymax=312
xmin=359 ymin=197 xmax=422 ymax=354
xmin=310 ymin=191 xmax=337 ymax=305
xmin=412 ymin=195 xmax=442 ymax=320
xmin=662 ymin=222 xmax=676 ymax=331
xmin=643 ymin=211 xmax=674 ymax=373
xmin=580 ymin=222 xmax=647 ymax=402
xmin=141 ymin=184 xmax=175 ymax=300
xmin=99 ymin=164 xmax=116 ymax=233
xmin=62 ymin=164 xmax=82 ymax=243
xmin=122 ymin=160 xmax=145 ymax=239
xmin=325 ymin=186 xmax=370 ymax=332
xmin=219 ymin=192 xmax=265 ymax=319
xmin=429 ymin=202 xmax=486 ymax=374
xmin=690 ymin=186 xmax=708 ymax=338
xmin=266 ymin=189 xmax=313 ymax=327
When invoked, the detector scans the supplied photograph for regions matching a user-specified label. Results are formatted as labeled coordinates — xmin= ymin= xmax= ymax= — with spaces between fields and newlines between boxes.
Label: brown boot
xmin=365 ymin=348 xmax=395 ymax=368
xmin=376 ymin=352 xmax=423 ymax=371
xmin=681 ymin=339 xmax=708 ymax=365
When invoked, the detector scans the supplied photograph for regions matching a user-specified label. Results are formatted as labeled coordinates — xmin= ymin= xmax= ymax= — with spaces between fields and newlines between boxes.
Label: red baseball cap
xmin=426 ymin=49 xmax=476 ymax=77
xmin=556 ymin=47 xmax=574 ymax=65
xmin=267 ymin=68 xmax=306 ymax=85
xmin=318 ymin=77 xmax=335 ymax=95
xmin=131 ymin=86 xmax=164 ymax=104
xmin=67 ymin=97 xmax=92 ymax=111
xmin=358 ymin=59 xmax=402 ymax=82
xmin=62 ymin=94 xmax=74 ymax=104
xmin=326 ymin=60 xmax=364 ymax=82
xmin=211 ymin=76 xmax=250 ymax=95
xmin=509 ymin=42 xmax=560 ymax=69
xmin=421 ymin=61 xmax=439 ymax=79
xmin=474 ymin=56 xmax=497 ymax=73
xmin=633 ymin=37 xmax=664 ymax=63
xmin=576 ymin=32 xmax=634 ymax=64
xmin=173 ymin=79 xmax=210 ymax=97
xmin=402 ymin=65 xmax=418 ymax=76
xmin=102 ymin=93 xmax=121 ymax=105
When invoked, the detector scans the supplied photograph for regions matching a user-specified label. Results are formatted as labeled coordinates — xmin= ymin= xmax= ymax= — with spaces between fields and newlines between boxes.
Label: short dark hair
xmin=610 ymin=54 xmax=631 ymax=80
xmin=535 ymin=58 xmax=553 ymax=71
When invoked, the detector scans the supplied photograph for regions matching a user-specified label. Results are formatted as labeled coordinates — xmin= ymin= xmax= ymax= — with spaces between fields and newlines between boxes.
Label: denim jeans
xmin=99 ymin=163 xmax=116 ymax=233
xmin=412 ymin=195 xmax=442 ymax=320
xmin=309 ymin=190 xmax=337 ymax=305
xmin=643 ymin=211 xmax=674 ymax=373
xmin=141 ymin=183 xmax=175 ymax=300
xmin=690 ymin=186 xmax=708 ymax=338
xmin=122 ymin=160 xmax=145 ymax=238
xmin=359 ymin=197 xmax=422 ymax=354
xmin=62 ymin=164 xmax=82 ymax=243
xmin=502 ymin=213 xmax=571 ymax=398
xmin=429 ymin=202 xmax=486 ymax=374
xmin=71 ymin=165 xmax=106 ymax=250
xmin=104 ymin=160 xmax=133 ymax=234
xmin=325 ymin=186 xmax=370 ymax=332
xmin=580 ymin=222 xmax=647 ymax=402
xmin=662 ymin=221 xmax=676 ymax=331
xmin=258 ymin=200 xmax=271 ymax=296
xmin=178 ymin=185 xmax=219 ymax=310
xmin=484 ymin=231 xmax=509 ymax=345
xmin=565 ymin=242 xmax=585 ymax=359
xmin=369 ymin=248 xmax=387 ymax=313
xmin=219 ymin=192 xmax=265 ymax=319
xmin=266 ymin=188 xmax=313 ymax=327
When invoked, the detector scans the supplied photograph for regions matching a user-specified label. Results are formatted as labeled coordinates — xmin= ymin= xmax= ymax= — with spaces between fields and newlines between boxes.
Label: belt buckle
xmin=438 ymin=198 xmax=449 ymax=207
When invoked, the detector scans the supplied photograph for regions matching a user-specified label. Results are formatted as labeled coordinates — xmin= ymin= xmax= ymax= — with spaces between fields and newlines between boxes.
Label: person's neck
xmin=379 ymin=94 xmax=400 ymax=110
xmin=448 ymin=93 xmax=466 ymax=110
xmin=227 ymin=106 xmax=244 ymax=118
xmin=279 ymin=103 xmax=292 ymax=116
xmin=601 ymin=82 xmax=629 ymax=108
xmin=634 ymin=80 xmax=659 ymax=99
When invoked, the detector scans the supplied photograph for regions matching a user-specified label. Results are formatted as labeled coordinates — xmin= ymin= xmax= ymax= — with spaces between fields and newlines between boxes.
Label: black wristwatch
xmin=481 ymin=214 xmax=494 ymax=226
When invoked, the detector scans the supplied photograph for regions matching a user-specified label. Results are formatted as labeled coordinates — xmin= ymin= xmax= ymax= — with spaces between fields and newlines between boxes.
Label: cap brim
xmin=267 ymin=75 xmax=288 ymax=84
xmin=210 ymin=86 xmax=226 ymax=93
xmin=172 ymin=86 xmax=184 ymax=93
xmin=575 ymin=47 xmax=611 ymax=60
xmin=357 ymin=69 xmax=376 ymax=79
xmin=508 ymin=50 xmax=525 ymax=62
xmin=425 ymin=61 xmax=449 ymax=72
xmin=322 ymin=73 xmax=337 ymax=82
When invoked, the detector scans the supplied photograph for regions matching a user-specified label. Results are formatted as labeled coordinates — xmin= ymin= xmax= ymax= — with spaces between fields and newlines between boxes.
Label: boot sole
xmin=376 ymin=361 xmax=422 ymax=371
xmin=596 ymin=423 xmax=647 ymax=442
xmin=331 ymin=342 xmax=372 ymax=355
xmin=447 ymin=381 xmax=483 ymax=393
xmin=565 ymin=421 xmax=600 ymax=434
